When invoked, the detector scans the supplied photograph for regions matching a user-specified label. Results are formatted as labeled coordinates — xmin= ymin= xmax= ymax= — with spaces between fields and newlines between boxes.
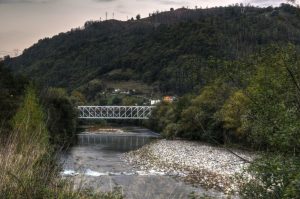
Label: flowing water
xmin=60 ymin=127 xmax=225 ymax=199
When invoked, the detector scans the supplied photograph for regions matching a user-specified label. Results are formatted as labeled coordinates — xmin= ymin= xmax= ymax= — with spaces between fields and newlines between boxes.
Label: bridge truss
xmin=78 ymin=106 xmax=155 ymax=120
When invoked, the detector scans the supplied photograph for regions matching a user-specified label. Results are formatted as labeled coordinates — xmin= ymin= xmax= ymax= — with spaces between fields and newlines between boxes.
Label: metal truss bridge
xmin=78 ymin=106 xmax=155 ymax=120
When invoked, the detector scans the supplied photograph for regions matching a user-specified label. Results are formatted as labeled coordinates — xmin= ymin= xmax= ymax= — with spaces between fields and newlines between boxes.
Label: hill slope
xmin=4 ymin=4 xmax=300 ymax=100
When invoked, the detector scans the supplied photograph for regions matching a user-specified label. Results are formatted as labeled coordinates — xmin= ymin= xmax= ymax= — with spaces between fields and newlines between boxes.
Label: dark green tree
xmin=42 ymin=88 xmax=77 ymax=147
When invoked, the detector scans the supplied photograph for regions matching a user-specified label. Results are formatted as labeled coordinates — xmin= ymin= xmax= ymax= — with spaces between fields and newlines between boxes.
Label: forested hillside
xmin=4 ymin=4 xmax=300 ymax=101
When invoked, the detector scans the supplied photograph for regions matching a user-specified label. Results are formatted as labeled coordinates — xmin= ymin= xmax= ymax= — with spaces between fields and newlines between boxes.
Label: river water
xmin=60 ymin=127 xmax=224 ymax=199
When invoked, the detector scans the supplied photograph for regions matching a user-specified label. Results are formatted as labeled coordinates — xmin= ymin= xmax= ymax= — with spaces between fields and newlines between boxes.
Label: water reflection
xmin=61 ymin=129 xmax=225 ymax=198
xmin=78 ymin=133 xmax=157 ymax=151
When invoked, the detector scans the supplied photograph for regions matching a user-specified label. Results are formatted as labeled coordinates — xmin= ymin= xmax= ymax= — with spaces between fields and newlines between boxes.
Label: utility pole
xmin=106 ymin=12 xmax=108 ymax=20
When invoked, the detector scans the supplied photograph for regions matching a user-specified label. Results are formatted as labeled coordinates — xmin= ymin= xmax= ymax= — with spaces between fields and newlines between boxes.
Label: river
xmin=60 ymin=126 xmax=224 ymax=199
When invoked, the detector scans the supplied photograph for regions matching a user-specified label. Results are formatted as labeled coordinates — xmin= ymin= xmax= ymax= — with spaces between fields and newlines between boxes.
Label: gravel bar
xmin=123 ymin=140 xmax=257 ymax=195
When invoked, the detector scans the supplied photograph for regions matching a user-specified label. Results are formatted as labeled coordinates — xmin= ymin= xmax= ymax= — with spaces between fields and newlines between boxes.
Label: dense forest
xmin=4 ymin=4 xmax=300 ymax=101
xmin=1 ymin=3 xmax=300 ymax=198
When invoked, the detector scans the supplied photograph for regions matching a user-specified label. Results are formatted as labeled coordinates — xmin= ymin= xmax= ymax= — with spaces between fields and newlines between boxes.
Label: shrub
xmin=42 ymin=88 xmax=77 ymax=147
xmin=240 ymin=155 xmax=300 ymax=199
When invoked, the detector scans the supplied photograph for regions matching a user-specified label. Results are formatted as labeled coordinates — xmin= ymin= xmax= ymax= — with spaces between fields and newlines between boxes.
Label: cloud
xmin=135 ymin=0 xmax=187 ymax=5
xmin=0 ymin=0 xmax=50 ymax=4
xmin=158 ymin=0 xmax=186 ymax=5
xmin=93 ymin=0 xmax=116 ymax=2
xmin=245 ymin=0 xmax=284 ymax=6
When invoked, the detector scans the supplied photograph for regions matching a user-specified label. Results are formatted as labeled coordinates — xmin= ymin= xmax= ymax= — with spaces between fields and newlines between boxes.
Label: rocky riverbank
xmin=123 ymin=140 xmax=257 ymax=195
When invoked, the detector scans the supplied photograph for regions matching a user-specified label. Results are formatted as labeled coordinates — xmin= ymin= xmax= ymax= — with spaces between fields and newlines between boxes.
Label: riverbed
xmin=60 ymin=127 xmax=226 ymax=199
xmin=125 ymin=140 xmax=256 ymax=196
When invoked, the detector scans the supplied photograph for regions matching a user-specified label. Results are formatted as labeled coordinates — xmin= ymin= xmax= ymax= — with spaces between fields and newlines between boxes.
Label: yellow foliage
xmin=219 ymin=90 xmax=250 ymax=136
xmin=12 ymin=84 xmax=49 ymax=152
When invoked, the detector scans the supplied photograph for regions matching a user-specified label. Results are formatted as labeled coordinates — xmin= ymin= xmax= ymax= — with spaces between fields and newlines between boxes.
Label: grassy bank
xmin=0 ymin=85 xmax=123 ymax=199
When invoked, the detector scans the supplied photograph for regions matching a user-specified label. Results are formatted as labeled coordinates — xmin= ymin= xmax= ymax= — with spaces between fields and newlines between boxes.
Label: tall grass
xmin=0 ymin=85 xmax=122 ymax=199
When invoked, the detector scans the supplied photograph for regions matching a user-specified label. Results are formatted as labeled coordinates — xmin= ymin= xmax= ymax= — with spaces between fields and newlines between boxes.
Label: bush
xmin=240 ymin=155 xmax=300 ymax=199
xmin=163 ymin=123 xmax=180 ymax=139
xmin=42 ymin=88 xmax=77 ymax=147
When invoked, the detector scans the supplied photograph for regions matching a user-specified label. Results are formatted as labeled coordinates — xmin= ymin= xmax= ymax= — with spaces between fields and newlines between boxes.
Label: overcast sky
xmin=0 ymin=0 xmax=288 ymax=56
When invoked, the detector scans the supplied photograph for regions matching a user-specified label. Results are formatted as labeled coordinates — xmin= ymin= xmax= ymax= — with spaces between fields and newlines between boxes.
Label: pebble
xmin=123 ymin=140 xmax=257 ymax=194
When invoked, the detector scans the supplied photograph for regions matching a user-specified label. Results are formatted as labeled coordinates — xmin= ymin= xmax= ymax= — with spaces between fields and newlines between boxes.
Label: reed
xmin=0 ymin=85 xmax=122 ymax=199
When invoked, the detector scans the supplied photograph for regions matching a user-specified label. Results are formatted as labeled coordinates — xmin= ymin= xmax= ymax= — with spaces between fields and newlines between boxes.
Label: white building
xmin=150 ymin=100 xmax=161 ymax=105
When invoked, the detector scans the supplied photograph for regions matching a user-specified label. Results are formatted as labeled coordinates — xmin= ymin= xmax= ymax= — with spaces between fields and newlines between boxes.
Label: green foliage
xmin=218 ymin=90 xmax=250 ymax=140
xmin=152 ymin=45 xmax=300 ymax=151
xmin=122 ymin=96 xmax=143 ymax=105
xmin=1 ymin=84 xmax=52 ymax=197
xmin=180 ymin=81 xmax=233 ymax=142
xmin=79 ymin=79 xmax=106 ymax=101
xmin=150 ymin=81 xmax=234 ymax=142
xmin=111 ymin=96 xmax=122 ymax=105
xmin=244 ymin=45 xmax=300 ymax=152
xmin=150 ymin=46 xmax=300 ymax=198
xmin=5 ymin=5 xmax=300 ymax=97
xmin=163 ymin=123 xmax=180 ymax=139
xmin=3 ymin=4 xmax=300 ymax=198
xmin=0 ymin=82 xmax=123 ymax=199
xmin=149 ymin=102 xmax=178 ymax=136
xmin=240 ymin=155 xmax=300 ymax=199
xmin=12 ymin=84 xmax=49 ymax=151
xmin=42 ymin=88 xmax=77 ymax=147
xmin=70 ymin=90 xmax=87 ymax=106
xmin=0 ymin=62 xmax=27 ymax=136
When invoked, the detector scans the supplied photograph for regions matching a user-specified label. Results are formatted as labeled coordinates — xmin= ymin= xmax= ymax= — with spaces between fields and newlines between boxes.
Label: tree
xmin=12 ymin=84 xmax=49 ymax=151
xmin=111 ymin=96 xmax=122 ymax=105
xmin=70 ymin=90 xmax=86 ymax=106
xmin=244 ymin=45 xmax=300 ymax=153
xmin=0 ymin=63 xmax=27 ymax=136
xmin=180 ymin=81 xmax=233 ymax=142
xmin=149 ymin=102 xmax=176 ymax=134
xmin=42 ymin=88 xmax=77 ymax=147
xmin=136 ymin=14 xmax=141 ymax=20
xmin=218 ymin=90 xmax=250 ymax=141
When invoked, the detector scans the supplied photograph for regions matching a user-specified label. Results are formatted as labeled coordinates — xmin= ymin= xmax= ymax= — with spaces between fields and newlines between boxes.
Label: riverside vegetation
xmin=0 ymin=64 xmax=123 ymax=198
xmin=1 ymin=3 xmax=300 ymax=199
xmin=147 ymin=45 xmax=300 ymax=198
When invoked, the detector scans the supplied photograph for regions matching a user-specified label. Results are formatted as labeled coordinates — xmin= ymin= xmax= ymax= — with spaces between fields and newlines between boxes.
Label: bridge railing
xmin=78 ymin=106 xmax=155 ymax=120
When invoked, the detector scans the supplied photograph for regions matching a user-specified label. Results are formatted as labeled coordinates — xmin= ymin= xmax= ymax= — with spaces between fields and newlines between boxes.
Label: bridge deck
xmin=78 ymin=106 xmax=155 ymax=120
